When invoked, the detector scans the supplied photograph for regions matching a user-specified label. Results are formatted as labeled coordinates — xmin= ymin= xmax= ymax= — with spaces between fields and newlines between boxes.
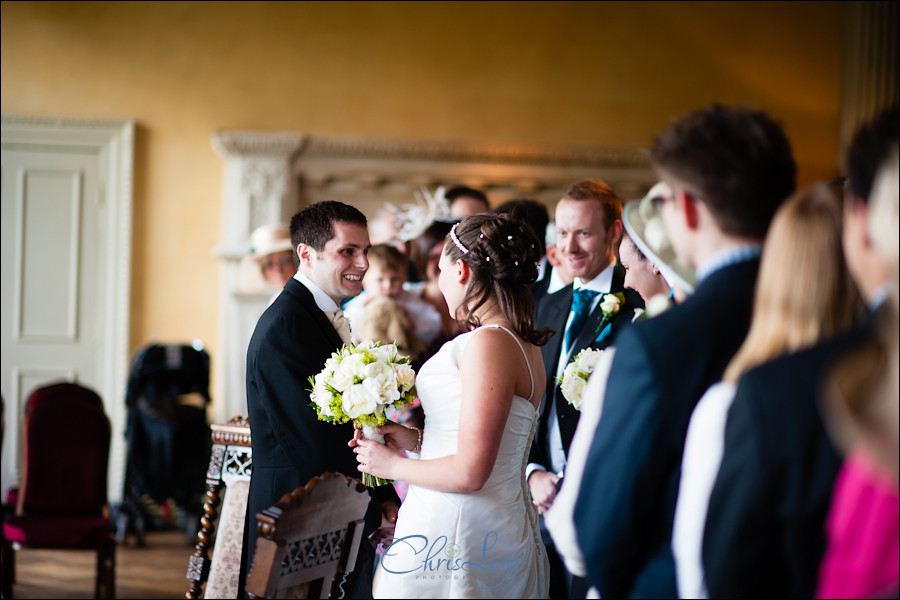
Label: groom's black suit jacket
xmin=244 ymin=278 xmax=398 ymax=594
xmin=530 ymin=263 xmax=643 ymax=470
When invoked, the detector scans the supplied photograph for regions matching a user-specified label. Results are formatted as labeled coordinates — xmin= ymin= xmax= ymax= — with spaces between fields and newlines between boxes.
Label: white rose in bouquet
xmin=363 ymin=360 xmax=394 ymax=385
xmin=342 ymin=383 xmax=380 ymax=419
xmin=393 ymin=363 xmax=416 ymax=392
xmin=329 ymin=363 xmax=355 ymax=392
xmin=310 ymin=382 xmax=335 ymax=417
xmin=371 ymin=372 xmax=401 ymax=404
xmin=341 ymin=353 xmax=368 ymax=380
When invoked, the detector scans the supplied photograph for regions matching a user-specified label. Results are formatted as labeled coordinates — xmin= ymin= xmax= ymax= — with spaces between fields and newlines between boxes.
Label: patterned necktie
xmin=327 ymin=309 xmax=353 ymax=346
xmin=565 ymin=288 xmax=599 ymax=353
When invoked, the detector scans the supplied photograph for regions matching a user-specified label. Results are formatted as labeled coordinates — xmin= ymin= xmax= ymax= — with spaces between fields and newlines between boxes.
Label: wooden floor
xmin=5 ymin=530 xmax=197 ymax=599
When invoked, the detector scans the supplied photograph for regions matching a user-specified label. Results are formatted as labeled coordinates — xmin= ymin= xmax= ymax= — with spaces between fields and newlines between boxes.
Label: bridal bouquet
xmin=308 ymin=340 xmax=418 ymax=487
xmin=557 ymin=348 xmax=605 ymax=411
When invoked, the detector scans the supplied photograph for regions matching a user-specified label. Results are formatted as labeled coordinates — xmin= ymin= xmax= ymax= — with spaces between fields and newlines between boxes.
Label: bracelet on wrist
xmin=411 ymin=426 xmax=423 ymax=453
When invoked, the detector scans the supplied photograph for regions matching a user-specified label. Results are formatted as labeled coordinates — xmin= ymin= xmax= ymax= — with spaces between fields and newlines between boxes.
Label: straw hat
xmin=249 ymin=224 xmax=293 ymax=262
xmin=622 ymin=182 xmax=697 ymax=295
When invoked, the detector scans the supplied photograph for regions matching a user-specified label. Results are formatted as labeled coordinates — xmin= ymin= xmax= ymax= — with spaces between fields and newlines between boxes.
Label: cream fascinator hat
xmin=249 ymin=224 xmax=293 ymax=262
xmin=623 ymin=182 xmax=697 ymax=295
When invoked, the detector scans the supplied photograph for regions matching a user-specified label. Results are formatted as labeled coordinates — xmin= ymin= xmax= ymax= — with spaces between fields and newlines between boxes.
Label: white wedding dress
xmin=373 ymin=325 xmax=550 ymax=599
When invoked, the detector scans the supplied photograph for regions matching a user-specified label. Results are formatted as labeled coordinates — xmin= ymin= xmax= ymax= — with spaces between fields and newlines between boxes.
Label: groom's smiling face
xmin=300 ymin=221 xmax=371 ymax=303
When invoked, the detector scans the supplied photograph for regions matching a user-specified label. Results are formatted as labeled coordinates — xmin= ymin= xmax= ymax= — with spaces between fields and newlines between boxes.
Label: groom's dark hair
xmin=290 ymin=201 xmax=368 ymax=258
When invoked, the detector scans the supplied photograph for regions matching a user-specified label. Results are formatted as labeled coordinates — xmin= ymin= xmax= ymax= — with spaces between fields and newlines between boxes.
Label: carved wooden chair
xmin=245 ymin=473 xmax=369 ymax=599
xmin=186 ymin=415 xmax=252 ymax=599
xmin=1 ymin=382 xmax=115 ymax=599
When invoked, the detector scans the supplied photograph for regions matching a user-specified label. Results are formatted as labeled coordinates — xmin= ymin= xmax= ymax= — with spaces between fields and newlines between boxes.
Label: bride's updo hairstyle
xmin=444 ymin=213 xmax=553 ymax=346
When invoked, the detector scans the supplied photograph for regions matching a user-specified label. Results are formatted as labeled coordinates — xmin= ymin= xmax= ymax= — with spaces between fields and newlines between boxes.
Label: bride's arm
xmin=355 ymin=329 xmax=517 ymax=492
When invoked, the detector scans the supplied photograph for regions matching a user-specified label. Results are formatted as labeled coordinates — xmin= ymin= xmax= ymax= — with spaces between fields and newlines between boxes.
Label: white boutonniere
xmin=599 ymin=292 xmax=624 ymax=319
xmin=593 ymin=292 xmax=625 ymax=343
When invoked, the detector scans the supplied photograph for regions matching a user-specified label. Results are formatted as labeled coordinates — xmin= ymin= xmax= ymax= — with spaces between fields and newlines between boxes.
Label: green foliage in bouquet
xmin=307 ymin=340 xmax=418 ymax=487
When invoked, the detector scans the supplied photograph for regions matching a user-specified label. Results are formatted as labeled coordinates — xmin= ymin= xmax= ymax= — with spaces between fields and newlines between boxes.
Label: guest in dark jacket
xmin=670 ymin=181 xmax=864 ymax=598
xmin=573 ymin=104 xmax=797 ymax=598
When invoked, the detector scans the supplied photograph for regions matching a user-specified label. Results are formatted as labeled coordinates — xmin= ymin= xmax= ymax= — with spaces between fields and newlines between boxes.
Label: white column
xmin=211 ymin=131 xmax=306 ymax=423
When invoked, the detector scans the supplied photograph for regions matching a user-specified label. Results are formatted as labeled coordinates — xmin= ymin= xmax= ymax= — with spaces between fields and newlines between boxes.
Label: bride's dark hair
xmin=445 ymin=213 xmax=553 ymax=346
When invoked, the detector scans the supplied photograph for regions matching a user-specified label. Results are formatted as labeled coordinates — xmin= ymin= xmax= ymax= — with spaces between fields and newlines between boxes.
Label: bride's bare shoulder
xmin=461 ymin=326 xmax=532 ymax=368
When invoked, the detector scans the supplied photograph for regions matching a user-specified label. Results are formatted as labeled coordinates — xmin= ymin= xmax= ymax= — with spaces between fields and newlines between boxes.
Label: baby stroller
xmin=116 ymin=341 xmax=212 ymax=546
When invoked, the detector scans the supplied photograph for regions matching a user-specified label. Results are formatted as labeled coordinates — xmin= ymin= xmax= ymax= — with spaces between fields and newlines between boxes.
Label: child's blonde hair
xmin=366 ymin=244 xmax=408 ymax=275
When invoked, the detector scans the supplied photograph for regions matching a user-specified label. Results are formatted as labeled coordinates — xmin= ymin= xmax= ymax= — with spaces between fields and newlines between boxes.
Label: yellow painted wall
xmin=2 ymin=0 xmax=844 ymax=407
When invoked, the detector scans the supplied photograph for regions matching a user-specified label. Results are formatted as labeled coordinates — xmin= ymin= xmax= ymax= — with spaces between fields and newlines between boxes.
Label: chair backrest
xmin=245 ymin=473 xmax=370 ymax=599
xmin=185 ymin=415 xmax=254 ymax=599
xmin=18 ymin=382 xmax=111 ymax=516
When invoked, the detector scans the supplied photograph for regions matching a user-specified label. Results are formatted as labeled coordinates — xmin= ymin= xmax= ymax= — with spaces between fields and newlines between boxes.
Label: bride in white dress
xmin=353 ymin=213 xmax=552 ymax=599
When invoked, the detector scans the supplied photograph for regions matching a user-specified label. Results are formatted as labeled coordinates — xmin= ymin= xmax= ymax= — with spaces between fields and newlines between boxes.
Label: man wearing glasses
xmin=573 ymin=104 xmax=797 ymax=598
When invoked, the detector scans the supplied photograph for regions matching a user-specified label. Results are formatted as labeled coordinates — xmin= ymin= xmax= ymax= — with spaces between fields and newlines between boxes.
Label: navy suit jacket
xmin=574 ymin=258 xmax=760 ymax=598
xmin=702 ymin=329 xmax=864 ymax=598
xmin=531 ymin=263 xmax=643 ymax=470
xmin=244 ymin=278 xmax=398 ymax=594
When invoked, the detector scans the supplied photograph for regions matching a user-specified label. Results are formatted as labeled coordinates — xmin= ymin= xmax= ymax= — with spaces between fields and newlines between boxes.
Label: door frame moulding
xmin=1 ymin=114 xmax=134 ymax=502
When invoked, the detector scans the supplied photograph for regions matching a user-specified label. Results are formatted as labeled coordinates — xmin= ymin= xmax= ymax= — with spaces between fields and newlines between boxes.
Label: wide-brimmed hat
xmin=249 ymin=224 xmax=293 ymax=262
xmin=623 ymin=182 xmax=697 ymax=295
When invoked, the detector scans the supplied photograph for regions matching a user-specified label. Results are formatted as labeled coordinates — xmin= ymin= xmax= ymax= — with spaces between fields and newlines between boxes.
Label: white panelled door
xmin=1 ymin=116 xmax=133 ymax=504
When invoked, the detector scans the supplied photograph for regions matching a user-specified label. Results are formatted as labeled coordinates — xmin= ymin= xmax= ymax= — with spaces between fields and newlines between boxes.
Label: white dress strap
xmin=480 ymin=324 xmax=535 ymax=402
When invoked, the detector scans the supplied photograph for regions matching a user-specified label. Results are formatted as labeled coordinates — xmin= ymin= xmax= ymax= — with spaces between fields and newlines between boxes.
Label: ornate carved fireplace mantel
xmin=211 ymin=132 xmax=656 ymax=422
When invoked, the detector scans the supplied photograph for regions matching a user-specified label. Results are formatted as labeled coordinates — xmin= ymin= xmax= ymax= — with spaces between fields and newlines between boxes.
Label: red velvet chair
xmin=1 ymin=382 xmax=116 ymax=599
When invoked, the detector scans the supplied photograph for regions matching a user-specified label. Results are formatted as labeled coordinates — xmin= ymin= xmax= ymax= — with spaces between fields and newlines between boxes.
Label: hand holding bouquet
xmin=309 ymin=340 xmax=418 ymax=486
xmin=556 ymin=348 xmax=605 ymax=411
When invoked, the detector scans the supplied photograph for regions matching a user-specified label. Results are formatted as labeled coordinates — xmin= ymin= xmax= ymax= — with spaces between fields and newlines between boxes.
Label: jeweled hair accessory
xmin=385 ymin=186 xmax=451 ymax=242
xmin=449 ymin=222 xmax=470 ymax=254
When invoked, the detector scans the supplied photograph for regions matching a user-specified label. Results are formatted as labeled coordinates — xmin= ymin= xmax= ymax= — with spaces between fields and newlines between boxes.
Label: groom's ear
xmin=297 ymin=243 xmax=313 ymax=266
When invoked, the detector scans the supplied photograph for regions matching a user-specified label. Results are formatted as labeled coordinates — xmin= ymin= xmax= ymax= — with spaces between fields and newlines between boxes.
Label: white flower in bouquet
xmin=363 ymin=359 xmax=395 ymax=386
xmin=329 ymin=363 xmax=355 ymax=392
xmin=556 ymin=348 xmax=605 ymax=411
xmin=308 ymin=340 xmax=418 ymax=487
xmin=340 ymin=353 xmax=368 ymax=381
xmin=393 ymin=363 xmax=416 ymax=391
xmin=342 ymin=383 xmax=380 ymax=419
xmin=310 ymin=382 xmax=335 ymax=417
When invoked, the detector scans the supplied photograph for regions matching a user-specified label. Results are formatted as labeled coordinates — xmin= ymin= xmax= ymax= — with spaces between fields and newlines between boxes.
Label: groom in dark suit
xmin=243 ymin=201 xmax=399 ymax=598
xmin=528 ymin=179 xmax=643 ymax=597
xmin=573 ymin=105 xmax=797 ymax=598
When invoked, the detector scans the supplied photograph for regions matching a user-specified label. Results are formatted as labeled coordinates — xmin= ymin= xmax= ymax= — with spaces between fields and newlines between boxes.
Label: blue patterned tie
xmin=565 ymin=288 xmax=599 ymax=353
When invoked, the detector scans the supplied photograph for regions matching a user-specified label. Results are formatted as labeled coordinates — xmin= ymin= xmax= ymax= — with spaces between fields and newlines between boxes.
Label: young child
xmin=345 ymin=245 xmax=436 ymax=489
xmin=343 ymin=244 xmax=442 ymax=361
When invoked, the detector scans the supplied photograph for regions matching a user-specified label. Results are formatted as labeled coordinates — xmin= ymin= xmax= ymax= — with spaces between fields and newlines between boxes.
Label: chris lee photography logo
xmin=377 ymin=531 xmax=522 ymax=590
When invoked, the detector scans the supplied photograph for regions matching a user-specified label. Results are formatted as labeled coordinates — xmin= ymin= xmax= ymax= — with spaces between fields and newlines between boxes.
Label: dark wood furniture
xmin=245 ymin=473 xmax=369 ymax=599
xmin=186 ymin=415 xmax=252 ymax=599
